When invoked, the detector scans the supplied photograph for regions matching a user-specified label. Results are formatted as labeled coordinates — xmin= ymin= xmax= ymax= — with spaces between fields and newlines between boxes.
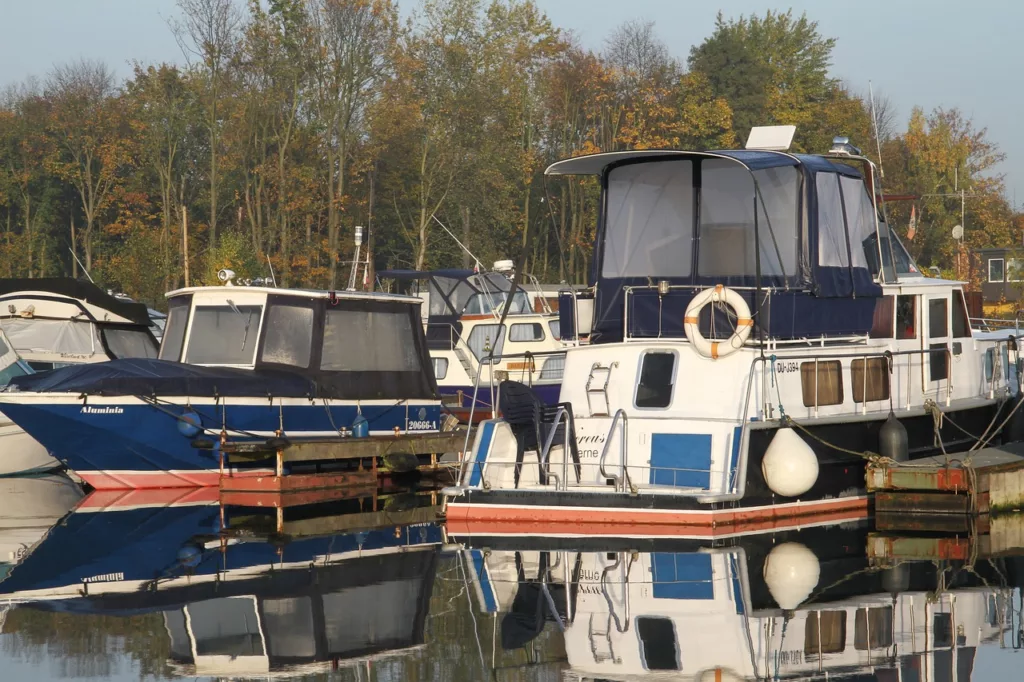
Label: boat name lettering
xmin=80 ymin=406 xmax=125 ymax=415
xmin=778 ymin=650 xmax=803 ymax=666
xmin=82 ymin=572 xmax=124 ymax=583
xmin=408 ymin=420 xmax=437 ymax=431
xmin=576 ymin=434 xmax=606 ymax=445
xmin=775 ymin=361 xmax=799 ymax=374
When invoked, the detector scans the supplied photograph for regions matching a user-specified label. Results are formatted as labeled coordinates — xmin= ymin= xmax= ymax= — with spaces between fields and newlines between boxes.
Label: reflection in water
xmin=1 ymin=489 xmax=1023 ymax=680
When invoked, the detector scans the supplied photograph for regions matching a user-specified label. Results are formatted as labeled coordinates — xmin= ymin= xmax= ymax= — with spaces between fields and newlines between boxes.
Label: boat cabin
xmin=547 ymin=147 xmax=923 ymax=344
xmin=158 ymin=285 xmax=436 ymax=400
xmin=0 ymin=278 xmax=158 ymax=370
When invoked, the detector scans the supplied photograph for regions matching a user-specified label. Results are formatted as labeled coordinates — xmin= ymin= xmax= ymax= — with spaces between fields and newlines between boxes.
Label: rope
xmin=782 ymin=416 xmax=894 ymax=464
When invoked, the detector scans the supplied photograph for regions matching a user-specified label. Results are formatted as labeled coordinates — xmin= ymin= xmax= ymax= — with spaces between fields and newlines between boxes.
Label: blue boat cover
xmin=8 ymin=357 xmax=435 ymax=400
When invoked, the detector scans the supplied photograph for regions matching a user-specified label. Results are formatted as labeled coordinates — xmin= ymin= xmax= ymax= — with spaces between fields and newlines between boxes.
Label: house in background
xmin=975 ymin=247 xmax=1024 ymax=304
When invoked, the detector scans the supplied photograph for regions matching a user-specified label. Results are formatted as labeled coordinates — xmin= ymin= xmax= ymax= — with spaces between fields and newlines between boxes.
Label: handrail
xmin=537 ymin=406 xmax=570 ymax=490
xmin=600 ymin=554 xmax=630 ymax=634
xmin=598 ymin=409 xmax=629 ymax=493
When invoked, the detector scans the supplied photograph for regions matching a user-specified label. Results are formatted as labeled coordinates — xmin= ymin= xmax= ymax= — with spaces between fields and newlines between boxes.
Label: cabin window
xmin=260 ymin=304 xmax=314 ymax=367
xmin=464 ymin=291 xmax=529 ymax=315
xmin=989 ymin=258 xmax=1005 ymax=282
xmin=262 ymin=597 xmax=317 ymax=658
xmin=603 ymin=160 xmax=695 ymax=278
xmin=0 ymin=357 xmax=30 ymax=385
xmin=952 ymin=291 xmax=971 ymax=338
xmin=852 ymin=358 xmax=890 ymax=403
xmin=184 ymin=304 xmax=263 ymax=365
xmin=509 ymin=323 xmax=544 ymax=342
xmin=805 ymin=611 xmax=847 ymax=656
xmin=159 ymin=296 xmax=191 ymax=361
xmin=320 ymin=309 xmax=420 ymax=372
xmin=854 ymin=607 xmax=894 ymax=650
xmin=1 ymin=318 xmax=102 ymax=358
xmin=103 ymin=328 xmax=158 ymax=359
xmin=800 ymin=361 xmax=843 ymax=407
xmin=896 ymin=295 xmax=916 ymax=339
xmin=869 ymin=296 xmax=894 ymax=338
xmin=636 ymin=617 xmax=679 ymax=671
xmin=636 ymin=352 xmax=676 ymax=408
xmin=750 ymin=166 xmax=800 ymax=276
xmin=1009 ymin=258 xmax=1024 ymax=282
xmin=188 ymin=597 xmax=265 ymax=657
xmin=548 ymin=320 xmax=561 ymax=340
xmin=929 ymin=299 xmax=948 ymax=338
xmin=466 ymin=324 xmax=505 ymax=360
xmin=930 ymin=343 xmax=949 ymax=382
xmin=432 ymin=357 xmax=448 ymax=380
xmin=539 ymin=354 xmax=565 ymax=380
xmin=816 ymin=174 xmax=850 ymax=269
xmin=839 ymin=176 xmax=876 ymax=271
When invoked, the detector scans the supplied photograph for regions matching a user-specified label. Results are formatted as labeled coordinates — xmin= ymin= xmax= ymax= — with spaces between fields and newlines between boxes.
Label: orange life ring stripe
xmin=737 ymin=318 xmax=754 ymax=327
xmin=683 ymin=316 xmax=699 ymax=324
xmin=711 ymin=342 xmax=720 ymax=359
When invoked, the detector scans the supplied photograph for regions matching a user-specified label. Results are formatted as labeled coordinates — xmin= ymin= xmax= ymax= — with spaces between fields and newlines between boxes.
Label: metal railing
xmin=598 ymin=409 xmax=629 ymax=493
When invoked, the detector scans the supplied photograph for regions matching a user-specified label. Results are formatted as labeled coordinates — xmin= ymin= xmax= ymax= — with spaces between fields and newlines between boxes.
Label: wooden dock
xmin=215 ymin=430 xmax=467 ymax=494
xmin=866 ymin=442 xmax=1024 ymax=516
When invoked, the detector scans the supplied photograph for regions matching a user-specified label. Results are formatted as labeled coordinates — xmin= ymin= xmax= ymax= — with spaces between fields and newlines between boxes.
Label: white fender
xmin=761 ymin=427 xmax=819 ymax=498
xmin=764 ymin=542 xmax=820 ymax=610
xmin=683 ymin=285 xmax=753 ymax=359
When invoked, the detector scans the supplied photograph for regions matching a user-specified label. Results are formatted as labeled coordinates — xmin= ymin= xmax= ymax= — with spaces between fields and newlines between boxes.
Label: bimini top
xmin=0 ymin=278 xmax=153 ymax=326
xmin=544 ymin=149 xmax=916 ymax=342
xmin=378 ymin=269 xmax=532 ymax=320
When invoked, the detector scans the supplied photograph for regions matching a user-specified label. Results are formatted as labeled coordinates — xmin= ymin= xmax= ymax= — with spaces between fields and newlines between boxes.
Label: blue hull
xmin=0 ymin=399 xmax=442 ymax=488
xmin=0 ymin=502 xmax=442 ymax=605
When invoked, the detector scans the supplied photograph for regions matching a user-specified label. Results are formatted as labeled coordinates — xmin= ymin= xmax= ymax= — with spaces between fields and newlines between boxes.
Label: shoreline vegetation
xmin=0 ymin=2 xmax=1015 ymax=308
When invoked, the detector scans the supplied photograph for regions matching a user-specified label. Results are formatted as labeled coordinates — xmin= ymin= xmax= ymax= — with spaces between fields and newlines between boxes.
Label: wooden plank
xmin=875 ymin=491 xmax=971 ymax=515
xmin=220 ymin=470 xmax=376 ymax=493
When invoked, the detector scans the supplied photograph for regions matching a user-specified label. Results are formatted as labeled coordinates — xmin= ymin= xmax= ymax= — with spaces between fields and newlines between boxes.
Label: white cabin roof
xmin=166 ymin=285 xmax=420 ymax=305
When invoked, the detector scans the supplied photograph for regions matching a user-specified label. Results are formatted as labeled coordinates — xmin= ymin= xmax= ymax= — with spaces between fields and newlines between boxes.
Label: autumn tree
xmin=46 ymin=60 xmax=130 ymax=272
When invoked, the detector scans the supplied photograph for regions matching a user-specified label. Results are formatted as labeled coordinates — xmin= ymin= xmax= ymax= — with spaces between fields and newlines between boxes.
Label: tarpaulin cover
xmin=0 ymin=278 xmax=152 ymax=325
xmin=8 ymin=357 xmax=436 ymax=400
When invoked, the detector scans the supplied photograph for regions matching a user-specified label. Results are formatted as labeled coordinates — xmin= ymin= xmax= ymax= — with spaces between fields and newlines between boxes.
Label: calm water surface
xmin=0 ymin=475 xmax=1022 ymax=681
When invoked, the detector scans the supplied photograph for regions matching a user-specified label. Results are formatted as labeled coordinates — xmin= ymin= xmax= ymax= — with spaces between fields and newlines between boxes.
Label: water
xmin=0 ymin=479 xmax=1022 ymax=681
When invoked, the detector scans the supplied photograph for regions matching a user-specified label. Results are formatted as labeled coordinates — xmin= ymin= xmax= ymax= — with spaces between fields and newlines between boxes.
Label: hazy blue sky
xmin=0 ymin=0 xmax=1019 ymax=208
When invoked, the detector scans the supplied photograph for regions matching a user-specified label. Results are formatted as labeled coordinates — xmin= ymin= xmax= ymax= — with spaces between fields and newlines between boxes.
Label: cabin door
xmin=922 ymin=293 xmax=951 ymax=397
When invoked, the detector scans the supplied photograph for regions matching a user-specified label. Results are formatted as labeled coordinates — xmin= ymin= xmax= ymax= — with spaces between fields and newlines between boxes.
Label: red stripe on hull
xmin=445 ymin=496 xmax=870 ymax=537
xmin=77 ymin=469 xmax=274 ymax=490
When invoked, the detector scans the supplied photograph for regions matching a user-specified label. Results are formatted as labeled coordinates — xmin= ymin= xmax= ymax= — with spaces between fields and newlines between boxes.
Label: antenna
xmin=431 ymin=214 xmax=482 ymax=271
xmin=266 ymin=254 xmax=277 ymax=287
xmin=868 ymin=81 xmax=899 ymax=284
xmin=69 ymin=248 xmax=95 ymax=283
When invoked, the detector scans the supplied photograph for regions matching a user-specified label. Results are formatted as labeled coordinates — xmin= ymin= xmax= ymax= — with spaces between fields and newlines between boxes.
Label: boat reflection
xmin=455 ymin=522 xmax=1021 ymax=681
xmin=0 ymin=489 xmax=443 ymax=677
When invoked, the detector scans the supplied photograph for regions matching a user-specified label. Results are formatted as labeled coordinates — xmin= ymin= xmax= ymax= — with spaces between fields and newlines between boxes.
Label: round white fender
xmin=763 ymin=542 xmax=820 ymax=610
xmin=683 ymin=285 xmax=753 ymax=359
xmin=762 ymin=427 xmax=819 ymax=497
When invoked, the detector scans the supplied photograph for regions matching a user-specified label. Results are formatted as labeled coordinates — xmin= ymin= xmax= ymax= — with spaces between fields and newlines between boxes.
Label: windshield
xmin=159 ymin=297 xmax=191 ymax=361
xmin=464 ymin=291 xmax=530 ymax=315
xmin=865 ymin=220 xmax=922 ymax=279
xmin=184 ymin=304 xmax=263 ymax=365
xmin=103 ymin=328 xmax=158 ymax=359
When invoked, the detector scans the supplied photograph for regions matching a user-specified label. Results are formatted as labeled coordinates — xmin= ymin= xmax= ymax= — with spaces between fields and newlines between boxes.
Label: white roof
xmin=165 ymin=285 xmax=420 ymax=304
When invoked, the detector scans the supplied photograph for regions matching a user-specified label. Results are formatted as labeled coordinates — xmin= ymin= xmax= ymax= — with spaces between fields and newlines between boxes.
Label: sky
xmin=0 ymin=0 xmax=1019 ymax=209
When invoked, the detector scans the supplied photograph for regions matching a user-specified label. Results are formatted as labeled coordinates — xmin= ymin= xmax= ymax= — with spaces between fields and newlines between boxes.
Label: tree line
xmin=0 ymin=2 xmax=1017 ymax=307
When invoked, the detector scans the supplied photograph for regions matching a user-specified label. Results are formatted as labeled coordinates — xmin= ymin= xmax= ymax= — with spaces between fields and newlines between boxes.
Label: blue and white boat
xmin=0 ymin=493 xmax=443 ymax=677
xmin=0 ymin=277 xmax=442 ymax=489
xmin=380 ymin=266 xmax=568 ymax=418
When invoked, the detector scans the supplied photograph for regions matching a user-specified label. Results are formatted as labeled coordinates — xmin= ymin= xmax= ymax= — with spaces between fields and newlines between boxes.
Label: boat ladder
xmin=588 ymin=613 xmax=620 ymax=664
xmin=585 ymin=362 xmax=617 ymax=416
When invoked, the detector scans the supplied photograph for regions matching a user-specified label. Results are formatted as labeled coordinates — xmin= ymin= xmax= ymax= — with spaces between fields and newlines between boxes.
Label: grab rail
xmin=598 ymin=409 xmax=629 ymax=493
xmin=538 ymin=405 xmax=570 ymax=490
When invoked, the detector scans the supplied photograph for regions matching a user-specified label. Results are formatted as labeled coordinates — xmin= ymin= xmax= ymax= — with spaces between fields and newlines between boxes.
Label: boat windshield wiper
xmin=226 ymin=299 xmax=253 ymax=352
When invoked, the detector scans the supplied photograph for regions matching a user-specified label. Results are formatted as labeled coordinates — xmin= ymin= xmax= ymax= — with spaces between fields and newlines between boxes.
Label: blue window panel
xmin=650 ymin=433 xmax=712 ymax=489
xmin=651 ymin=553 xmax=714 ymax=600
xmin=728 ymin=426 xmax=742 ymax=492
xmin=471 ymin=549 xmax=497 ymax=613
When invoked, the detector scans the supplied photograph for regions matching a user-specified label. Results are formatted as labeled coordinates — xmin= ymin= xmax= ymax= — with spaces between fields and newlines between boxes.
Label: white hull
xmin=0 ymin=473 xmax=83 ymax=565
xmin=0 ymin=412 xmax=60 ymax=476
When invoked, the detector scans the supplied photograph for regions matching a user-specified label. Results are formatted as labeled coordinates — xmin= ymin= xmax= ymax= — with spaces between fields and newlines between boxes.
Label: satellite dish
xmin=952 ymin=224 xmax=964 ymax=240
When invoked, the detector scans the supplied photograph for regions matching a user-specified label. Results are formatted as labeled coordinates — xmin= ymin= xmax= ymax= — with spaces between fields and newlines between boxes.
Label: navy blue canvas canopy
xmin=546 ymin=150 xmax=884 ymax=343
xmin=8 ymin=357 xmax=436 ymax=400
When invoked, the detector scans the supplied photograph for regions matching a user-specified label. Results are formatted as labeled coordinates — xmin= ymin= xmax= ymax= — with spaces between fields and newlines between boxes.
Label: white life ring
xmin=683 ymin=285 xmax=753 ymax=359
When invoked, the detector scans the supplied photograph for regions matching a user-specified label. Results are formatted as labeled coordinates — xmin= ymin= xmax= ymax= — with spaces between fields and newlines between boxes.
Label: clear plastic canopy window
xmin=602 ymin=159 xmax=800 ymax=280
